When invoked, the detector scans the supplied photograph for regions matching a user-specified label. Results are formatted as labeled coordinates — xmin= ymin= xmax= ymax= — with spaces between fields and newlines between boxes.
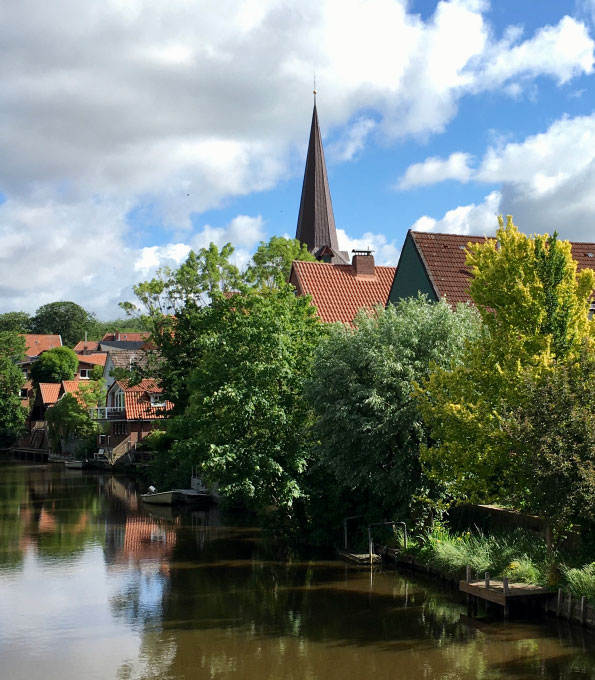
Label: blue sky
xmin=2 ymin=0 xmax=595 ymax=317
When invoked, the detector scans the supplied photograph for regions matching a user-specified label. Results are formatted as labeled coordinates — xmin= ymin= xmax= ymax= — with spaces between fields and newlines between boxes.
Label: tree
xmin=30 ymin=346 xmax=79 ymax=386
xmin=29 ymin=301 xmax=97 ymax=347
xmin=245 ymin=236 xmax=316 ymax=288
xmin=504 ymin=352 xmax=595 ymax=557
xmin=305 ymin=297 xmax=480 ymax=529
xmin=46 ymin=389 xmax=102 ymax=457
xmin=166 ymin=284 xmax=324 ymax=516
xmin=0 ymin=332 xmax=27 ymax=446
xmin=418 ymin=217 xmax=595 ymax=503
xmin=0 ymin=312 xmax=31 ymax=333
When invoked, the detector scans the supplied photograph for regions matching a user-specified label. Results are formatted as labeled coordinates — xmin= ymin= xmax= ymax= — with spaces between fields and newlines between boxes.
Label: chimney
xmin=351 ymin=249 xmax=375 ymax=278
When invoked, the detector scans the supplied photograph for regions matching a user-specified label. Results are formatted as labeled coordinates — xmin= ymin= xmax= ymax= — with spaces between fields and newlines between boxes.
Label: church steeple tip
xmin=295 ymin=101 xmax=348 ymax=264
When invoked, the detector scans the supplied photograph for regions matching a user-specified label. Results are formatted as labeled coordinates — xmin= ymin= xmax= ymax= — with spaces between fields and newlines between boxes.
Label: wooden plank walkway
xmin=337 ymin=549 xmax=381 ymax=565
xmin=460 ymin=579 xmax=550 ymax=606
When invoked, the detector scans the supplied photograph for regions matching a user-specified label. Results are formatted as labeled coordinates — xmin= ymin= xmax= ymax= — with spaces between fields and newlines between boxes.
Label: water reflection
xmin=1 ymin=458 xmax=595 ymax=680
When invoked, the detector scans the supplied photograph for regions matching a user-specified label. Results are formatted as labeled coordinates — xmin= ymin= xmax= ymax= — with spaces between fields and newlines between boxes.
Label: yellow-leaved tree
xmin=418 ymin=216 xmax=594 ymax=505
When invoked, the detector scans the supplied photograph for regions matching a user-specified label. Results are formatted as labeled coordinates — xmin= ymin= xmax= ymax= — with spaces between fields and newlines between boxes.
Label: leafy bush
xmin=563 ymin=563 xmax=595 ymax=602
xmin=501 ymin=557 xmax=541 ymax=585
xmin=420 ymin=525 xmax=546 ymax=583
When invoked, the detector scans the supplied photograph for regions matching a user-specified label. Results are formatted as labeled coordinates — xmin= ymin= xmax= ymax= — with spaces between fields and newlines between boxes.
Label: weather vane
xmin=313 ymin=72 xmax=317 ymax=103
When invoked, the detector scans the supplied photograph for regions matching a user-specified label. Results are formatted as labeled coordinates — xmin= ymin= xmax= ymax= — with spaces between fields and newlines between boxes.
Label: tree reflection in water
xmin=2 ymin=460 xmax=595 ymax=680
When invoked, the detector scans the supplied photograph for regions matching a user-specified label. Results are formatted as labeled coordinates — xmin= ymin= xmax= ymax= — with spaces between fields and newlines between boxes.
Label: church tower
xmin=295 ymin=100 xmax=349 ymax=264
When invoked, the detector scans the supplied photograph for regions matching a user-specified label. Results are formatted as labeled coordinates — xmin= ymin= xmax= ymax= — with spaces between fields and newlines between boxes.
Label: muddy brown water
xmin=1 ymin=459 xmax=595 ymax=680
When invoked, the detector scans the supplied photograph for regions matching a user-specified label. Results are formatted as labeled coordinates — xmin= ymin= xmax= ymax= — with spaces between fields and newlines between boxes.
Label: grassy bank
xmin=403 ymin=524 xmax=595 ymax=604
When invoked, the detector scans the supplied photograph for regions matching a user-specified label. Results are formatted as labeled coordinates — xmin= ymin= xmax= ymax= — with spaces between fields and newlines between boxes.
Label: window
xmin=20 ymin=388 xmax=28 ymax=399
xmin=150 ymin=394 xmax=165 ymax=407
xmin=80 ymin=369 xmax=90 ymax=379
xmin=113 ymin=422 xmax=127 ymax=436
xmin=111 ymin=390 xmax=125 ymax=409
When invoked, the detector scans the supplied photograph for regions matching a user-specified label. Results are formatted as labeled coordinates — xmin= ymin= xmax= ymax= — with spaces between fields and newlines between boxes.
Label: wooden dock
xmin=460 ymin=571 xmax=551 ymax=617
xmin=337 ymin=549 xmax=381 ymax=565
xmin=460 ymin=579 xmax=550 ymax=606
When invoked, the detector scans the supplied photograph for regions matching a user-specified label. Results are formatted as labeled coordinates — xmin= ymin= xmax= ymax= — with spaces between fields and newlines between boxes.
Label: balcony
xmin=89 ymin=407 xmax=126 ymax=420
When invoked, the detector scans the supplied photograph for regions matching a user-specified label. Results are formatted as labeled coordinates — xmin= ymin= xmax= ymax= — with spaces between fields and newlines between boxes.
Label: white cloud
xmin=401 ymin=113 xmax=595 ymax=241
xmin=476 ymin=114 xmax=595 ymax=195
xmin=336 ymin=228 xmax=400 ymax=266
xmin=410 ymin=190 xmax=501 ymax=235
xmin=398 ymin=152 xmax=473 ymax=189
xmin=328 ymin=117 xmax=376 ymax=162
xmin=0 ymin=1 xmax=593 ymax=315
xmin=478 ymin=15 xmax=594 ymax=88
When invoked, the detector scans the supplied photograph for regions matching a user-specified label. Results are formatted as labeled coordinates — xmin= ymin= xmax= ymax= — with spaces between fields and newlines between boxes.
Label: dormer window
xmin=150 ymin=394 xmax=165 ymax=407
xmin=111 ymin=390 xmax=125 ymax=409
xmin=80 ymin=369 xmax=91 ymax=379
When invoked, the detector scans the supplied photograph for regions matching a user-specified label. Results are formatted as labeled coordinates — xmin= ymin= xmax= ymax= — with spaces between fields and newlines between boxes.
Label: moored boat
xmin=140 ymin=490 xmax=182 ymax=505
xmin=65 ymin=460 xmax=88 ymax=469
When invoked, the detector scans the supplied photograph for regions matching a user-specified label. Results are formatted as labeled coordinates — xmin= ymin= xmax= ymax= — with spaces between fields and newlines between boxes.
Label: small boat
xmin=140 ymin=489 xmax=182 ymax=505
xmin=175 ymin=488 xmax=212 ymax=504
xmin=65 ymin=460 xmax=88 ymax=469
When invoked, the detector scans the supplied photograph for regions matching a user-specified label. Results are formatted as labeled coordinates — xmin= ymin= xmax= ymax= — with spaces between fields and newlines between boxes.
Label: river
xmin=1 ymin=459 xmax=595 ymax=680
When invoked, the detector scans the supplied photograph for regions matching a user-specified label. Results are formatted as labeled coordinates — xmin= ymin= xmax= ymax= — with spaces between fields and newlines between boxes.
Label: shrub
xmin=563 ymin=563 xmax=595 ymax=602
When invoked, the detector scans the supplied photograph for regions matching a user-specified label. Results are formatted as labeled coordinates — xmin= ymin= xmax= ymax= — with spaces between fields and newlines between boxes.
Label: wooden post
xmin=557 ymin=588 xmax=563 ymax=616
xmin=567 ymin=594 xmax=573 ymax=621
xmin=580 ymin=596 xmax=587 ymax=625
xmin=503 ymin=577 xmax=509 ymax=596
xmin=466 ymin=565 xmax=471 ymax=583
xmin=484 ymin=572 xmax=490 ymax=589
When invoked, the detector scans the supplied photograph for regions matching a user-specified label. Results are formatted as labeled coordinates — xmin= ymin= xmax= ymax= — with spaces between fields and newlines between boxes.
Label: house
xmin=18 ymin=334 xmax=63 ymax=380
xmin=289 ymin=252 xmax=396 ymax=324
xmin=92 ymin=379 xmax=173 ymax=462
xmin=30 ymin=382 xmax=62 ymax=422
xmin=101 ymin=331 xmax=150 ymax=342
xmin=290 ymin=102 xmax=396 ymax=323
xmin=103 ymin=349 xmax=150 ymax=389
xmin=388 ymin=230 xmax=595 ymax=306
xmin=76 ymin=353 xmax=107 ymax=379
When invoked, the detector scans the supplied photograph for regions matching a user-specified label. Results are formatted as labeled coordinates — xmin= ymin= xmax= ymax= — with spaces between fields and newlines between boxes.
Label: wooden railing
xmin=106 ymin=436 xmax=136 ymax=464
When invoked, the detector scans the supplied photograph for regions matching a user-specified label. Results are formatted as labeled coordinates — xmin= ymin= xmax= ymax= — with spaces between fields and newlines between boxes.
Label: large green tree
xmin=245 ymin=236 xmax=316 ymax=288
xmin=0 ymin=312 xmax=31 ymax=334
xmin=504 ymin=351 xmax=595 ymax=556
xmin=419 ymin=216 xmax=595 ymax=503
xmin=46 ymin=380 xmax=104 ymax=457
xmin=167 ymin=284 xmax=324 ymax=516
xmin=30 ymin=301 xmax=97 ymax=347
xmin=305 ymin=297 xmax=480 ymax=528
xmin=0 ymin=332 xmax=27 ymax=446
xmin=120 ymin=243 xmax=242 ymax=415
xmin=30 ymin=346 xmax=79 ymax=386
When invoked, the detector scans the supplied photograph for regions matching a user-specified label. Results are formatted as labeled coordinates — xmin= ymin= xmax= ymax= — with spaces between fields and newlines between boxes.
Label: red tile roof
xmin=290 ymin=260 xmax=397 ymax=323
xmin=73 ymin=340 xmax=101 ymax=353
xmin=20 ymin=334 xmax=62 ymax=356
xmin=113 ymin=379 xmax=173 ymax=420
xmin=77 ymin=353 xmax=107 ymax=367
xmin=410 ymin=231 xmax=595 ymax=304
xmin=102 ymin=332 xmax=150 ymax=342
xmin=38 ymin=383 xmax=61 ymax=406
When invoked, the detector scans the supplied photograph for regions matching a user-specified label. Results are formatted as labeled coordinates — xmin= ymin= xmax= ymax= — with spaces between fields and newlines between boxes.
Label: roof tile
xmin=291 ymin=260 xmax=396 ymax=323
xmin=20 ymin=334 xmax=62 ymax=356
xmin=411 ymin=231 xmax=595 ymax=304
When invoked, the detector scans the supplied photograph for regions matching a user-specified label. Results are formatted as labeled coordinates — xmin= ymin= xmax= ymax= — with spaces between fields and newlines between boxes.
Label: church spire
xmin=296 ymin=102 xmax=345 ymax=261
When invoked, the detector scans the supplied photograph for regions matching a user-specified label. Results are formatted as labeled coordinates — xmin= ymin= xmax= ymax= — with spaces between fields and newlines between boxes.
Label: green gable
xmin=388 ymin=231 xmax=437 ymax=305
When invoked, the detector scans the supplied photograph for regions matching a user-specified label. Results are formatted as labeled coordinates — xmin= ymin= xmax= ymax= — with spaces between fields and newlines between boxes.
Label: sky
xmin=2 ymin=0 xmax=595 ymax=318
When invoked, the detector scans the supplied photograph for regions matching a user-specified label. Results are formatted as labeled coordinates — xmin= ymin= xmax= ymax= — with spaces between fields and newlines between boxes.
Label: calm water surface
xmin=1 ymin=460 xmax=595 ymax=680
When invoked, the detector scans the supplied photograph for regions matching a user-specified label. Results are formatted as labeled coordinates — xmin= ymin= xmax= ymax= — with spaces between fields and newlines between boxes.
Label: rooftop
xmin=410 ymin=231 xmax=595 ymax=304
xmin=290 ymin=258 xmax=396 ymax=324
